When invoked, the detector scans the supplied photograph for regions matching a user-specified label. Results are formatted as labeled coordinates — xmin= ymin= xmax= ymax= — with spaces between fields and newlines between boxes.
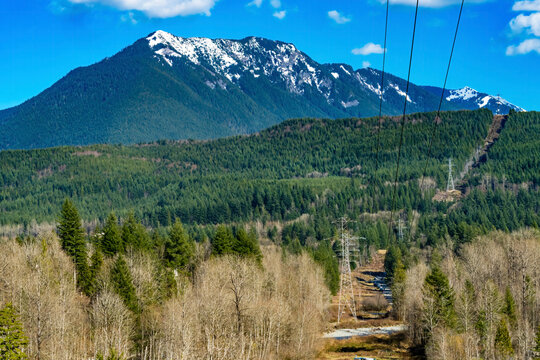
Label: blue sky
xmin=0 ymin=0 xmax=538 ymax=110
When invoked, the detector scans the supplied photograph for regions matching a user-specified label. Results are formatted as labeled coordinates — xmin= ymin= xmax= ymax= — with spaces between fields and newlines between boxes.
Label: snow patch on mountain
xmin=145 ymin=31 xmax=524 ymax=115
xmin=446 ymin=86 xmax=478 ymax=101
xmin=446 ymin=86 xmax=525 ymax=113
xmin=355 ymin=73 xmax=381 ymax=96
xmin=341 ymin=100 xmax=359 ymax=108
xmin=146 ymin=30 xmax=332 ymax=97
xmin=389 ymin=83 xmax=412 ymax=103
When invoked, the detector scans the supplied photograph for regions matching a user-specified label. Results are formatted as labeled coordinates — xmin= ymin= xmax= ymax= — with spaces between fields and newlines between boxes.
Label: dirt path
xmin=458 ymin=114 xmax=508 ymax=190
xmin=318 ymin=251 xmax=417 ymax=359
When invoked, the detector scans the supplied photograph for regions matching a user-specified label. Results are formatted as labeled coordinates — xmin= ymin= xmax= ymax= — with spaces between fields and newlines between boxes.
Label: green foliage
xmin=232 ymin=228 xmax=262 ymax=262
xmin=475 ymin=310 xmax=488 ymax=341
xmin=384 ymin=245 xmax=402 ymax=282
xmin=121 ymin=212 xmax=150 ymax=251
xmin=390 ymin=259 xmax=406 ymax=317
xmin=164 ymin=219 xmax=194 ymax=270
xmin=0 ymin=303 xmax=28 ymax=359
xmin=212 ymin=225 xmax=234 ymax=256
xmin=535 ymin=324 xmax=540 ymax=353
xmin=57 ymin=199 xmax=85 ymax=258
xmin=503 ymin=287 xmax=517 ymax=328
xmin=57 ymin=199 xmax=92 ymax=295
xmin=96 ymin=349 xmax=125 ymax=360
xmin=423 ymin=266 xmax=457 ymax=329
xmin=110 ymin=255 xmax=140 ymax=313
xmin=494 ymin=318 xmax=514 ymax=357
xmin=312 ymin=242 xmax=340 ymax=295
xmin=480 ymin=111 xmax=540 ymax=185
xmin=101 ymin=213 xmax=122 ymax=256
xmin=87 ymin=249 xmax=104 ymax=297
xmin=0 ymin=110 xmax=494 ymax=226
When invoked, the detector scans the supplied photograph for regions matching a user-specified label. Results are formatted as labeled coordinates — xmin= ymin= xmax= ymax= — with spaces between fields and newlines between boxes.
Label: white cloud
xmin=273 ymin=9 xmax=286 ymax=19
xmin=120 ymin=11 xmax=137 ymax=23
xmin=510 ymin=12 xmax=540 ymax=36
xmin=506 ymin=38 xmax=540 ymax=55
xmin=352 ymin=43 xmax=386 ymax=55
xmin=513 ymin=0 xmax=540 ymax=11
xmin=362 ymin=61 xmax=371 ymax=68
xmin=328 ymin=10 xmax=351 ymax=24
xmin=247 ymin=0 xmax=262 ymax=7
xmin=270 ymin=0 xmax=281 ymax=8
xmin=68 ymin=0 xmax=218 ymax=18
xmin=379 ymin=0 xmax=488 ymax=7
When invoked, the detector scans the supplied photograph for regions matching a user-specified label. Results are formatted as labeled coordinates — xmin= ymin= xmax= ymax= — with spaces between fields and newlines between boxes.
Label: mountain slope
xmin=0 ymin=30 xmax=523 ymax=150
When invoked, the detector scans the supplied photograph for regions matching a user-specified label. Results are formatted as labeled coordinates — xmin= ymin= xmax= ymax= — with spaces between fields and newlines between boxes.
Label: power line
xmin=387 ymin=0 xmax=420 ymax=243
xmin=374 ymin=0 xmax=390 ymax=171
xmin=419 ymin=0 xmax=465 ymax=192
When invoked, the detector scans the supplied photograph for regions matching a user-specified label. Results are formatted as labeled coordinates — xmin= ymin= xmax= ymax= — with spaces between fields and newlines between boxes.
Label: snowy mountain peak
xmin=445 ymin=86 xmax=525 ymax=114
xmin=146 ymin=31 xmax=329 ymax=96
xmin=144 ymin=31 xmax=523 ymax=115
xmin=446 ymin=86 xmax=479 ymax=101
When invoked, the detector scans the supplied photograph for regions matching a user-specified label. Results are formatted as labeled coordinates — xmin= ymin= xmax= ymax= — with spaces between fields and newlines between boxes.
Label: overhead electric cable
xmin=374 ymin=0 xmax=390 ymax=171
xmin=387 ymin=0 xmax=420 ymax=243
xmin=419 ymin=0 xmax=465 ymax=192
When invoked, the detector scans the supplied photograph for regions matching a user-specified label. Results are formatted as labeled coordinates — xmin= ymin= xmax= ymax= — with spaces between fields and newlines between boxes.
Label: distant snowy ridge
xmin=445 ymin=86 xmax=525 ymax=114
xmin=147 ymin=30 xmax=325 ymax=96
xmin=147 ymin=31 xmax=420 ymax=107
xmin=147 ymin=31 xmax=524 ymax=116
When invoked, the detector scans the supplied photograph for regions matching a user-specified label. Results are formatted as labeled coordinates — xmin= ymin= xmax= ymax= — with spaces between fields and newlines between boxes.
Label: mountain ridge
xmin=0 ymin=30 xmax=524 ymax=150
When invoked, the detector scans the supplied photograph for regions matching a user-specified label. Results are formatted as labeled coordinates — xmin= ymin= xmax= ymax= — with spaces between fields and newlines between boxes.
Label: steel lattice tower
xmin=398 ymin=217 xmax=407 ymax=242
xmin=447 ymin=157 xmax=455 ymax=192
xmin=336 ymin=217 xmax=358 ymax=323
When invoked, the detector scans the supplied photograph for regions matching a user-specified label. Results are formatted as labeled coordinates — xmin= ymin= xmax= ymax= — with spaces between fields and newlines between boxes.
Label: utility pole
xmin=447 ymin=157 xmax=455 ymax=192
xmin=335 ymin=217 xmax=358 ymax=323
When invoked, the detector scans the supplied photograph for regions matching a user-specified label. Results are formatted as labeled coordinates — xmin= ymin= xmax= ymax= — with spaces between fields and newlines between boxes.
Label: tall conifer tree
xmin=0 ymin=303 xmax=28 ymax=359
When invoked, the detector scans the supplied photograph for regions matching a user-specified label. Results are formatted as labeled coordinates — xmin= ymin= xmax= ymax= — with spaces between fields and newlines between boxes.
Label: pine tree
xmin=494 ymin=318 xmax=514 ymax=357
xmin=391 ymin=259 xmax=406 ymax=319
xmin=212 ymin=225 xmax=234 ymax=256
xmin=57 ymin=199 xmax=85 ymax=258
xmin=423 ymin=266 xmax=457 ymax=328
xmin=232 ymin=228 xmax=262 ymax=262
xmin=0 ymin=303 xmax=28 ymax=359
xmin=289 ymin=237 xmax=302 ymax=255
xmin=87 ymin=249 xmax=104 ymax=296
xmin=503 ymin=286 xmax=517 ymax=328
xmin=164 ymin=219 xmax=194 ymax=270
xmin=101 ymin=213 xmax=122 ymax=256
xmin=384 ymin=245 xmax=402 ymax=282
xmin=121 ymin=212 xmax=149 ymax=251
xmin=110 ymin=255 xmax=139 ymax=313
xmin=534 ymin=324 xmax=540 ymax=356
xmin=57 ymin=199 xmax=91 ymax=294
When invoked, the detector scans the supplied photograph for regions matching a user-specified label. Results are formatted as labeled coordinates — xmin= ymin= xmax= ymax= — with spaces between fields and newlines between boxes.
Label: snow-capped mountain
xmin=423 ymin=86 xmax=524 ymax=114
xmin=0 ymin=30 xmax=524 ymax=150
xmin=145 ymin=30 xmax=444 ymax=115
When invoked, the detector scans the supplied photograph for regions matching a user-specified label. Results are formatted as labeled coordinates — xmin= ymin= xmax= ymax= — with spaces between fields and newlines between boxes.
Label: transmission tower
xmin=335 ymin=217 xmax=358 ymax=323
xmin=446 ymin=157 xmax=455 ymax=192
xmin=397 ymin=218 xmax=407 ymax=242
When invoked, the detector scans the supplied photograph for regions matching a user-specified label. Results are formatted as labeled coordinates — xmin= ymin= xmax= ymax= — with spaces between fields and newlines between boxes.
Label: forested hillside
xmin=479 ymin=110 xmax=540 ymax=185
xmin=1 ymin=109 xmax=539 ymax=360
xmin=1 ymin=109 xmax=492 ymax=226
